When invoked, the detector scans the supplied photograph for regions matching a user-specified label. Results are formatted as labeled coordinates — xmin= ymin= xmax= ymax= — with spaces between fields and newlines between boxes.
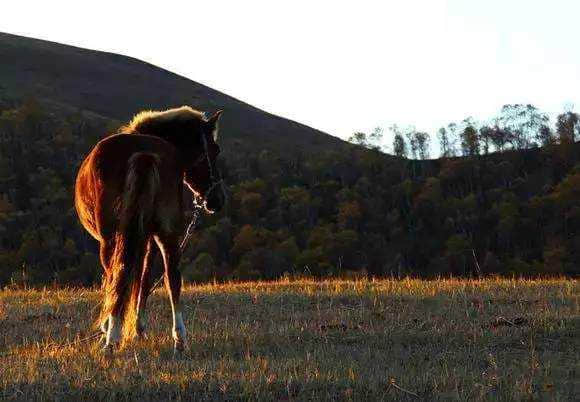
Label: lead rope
xmin=179 ymin=200 xmax=203 ymax=251
xmin=148 ymin=196 xmax=203 ymax=294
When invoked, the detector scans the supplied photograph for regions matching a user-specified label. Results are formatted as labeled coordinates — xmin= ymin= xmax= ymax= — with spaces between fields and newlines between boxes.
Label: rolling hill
xmin=0 ymin=31 xmax=347 ymax=154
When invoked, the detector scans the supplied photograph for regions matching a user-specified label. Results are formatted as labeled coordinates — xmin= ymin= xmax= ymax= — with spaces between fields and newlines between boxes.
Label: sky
xmin=2 ymin=0 xmax=580 ymax=149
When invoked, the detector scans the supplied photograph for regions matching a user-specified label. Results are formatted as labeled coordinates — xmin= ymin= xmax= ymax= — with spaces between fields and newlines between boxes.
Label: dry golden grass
xmin=0 ymin=278 xmax=578 ymax=401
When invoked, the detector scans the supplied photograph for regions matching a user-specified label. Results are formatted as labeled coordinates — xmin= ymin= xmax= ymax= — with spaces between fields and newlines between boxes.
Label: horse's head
xmin=184 ymin=110 xmax=226 ymax=213
xmin=122 ymin=106 xmax=227 ymax=213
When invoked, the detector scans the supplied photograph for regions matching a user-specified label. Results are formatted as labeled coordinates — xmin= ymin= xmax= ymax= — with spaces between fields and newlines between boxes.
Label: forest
xmin=0 ymin=98 xmax=579 ymax=286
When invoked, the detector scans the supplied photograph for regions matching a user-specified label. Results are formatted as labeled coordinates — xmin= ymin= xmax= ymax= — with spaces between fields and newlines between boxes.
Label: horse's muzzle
xmin=205 ymin=181 xmax=226 ymax=213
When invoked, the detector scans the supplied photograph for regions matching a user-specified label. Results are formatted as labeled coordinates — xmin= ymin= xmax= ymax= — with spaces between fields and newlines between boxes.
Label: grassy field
xmin=0 ymin=278 xmax=578 ymax=401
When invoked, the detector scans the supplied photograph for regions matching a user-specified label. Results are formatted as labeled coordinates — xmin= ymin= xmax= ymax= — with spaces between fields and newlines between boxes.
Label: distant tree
xmin=405 ymin=130 xmax=418 ymax=159
xmin=276 ymin=237 xmax=300 ymax=266
xmin=338 ymin=200 xmax=362 ymax=229
xmin=482 ymin=251 xmax=500 ymax=273
xmin=543 ymin=242 xmax=567 ymax=274
xmin=460 ymin=125 xmax=479 ymax=156
xmin=182 ymin=253 xmax=216 ymax=282
xmin=446 ymin=122 xmax=460 ymax=155
xmin=479 ymin=126 xmax=493 ymax=155
xmin=414 ymin=132 xmax=430 ymax=160
xmin=368 ymin=127 xmax=384 ymax=150
xmin=556 ymin=111 xmax=579 ymax=144
xmin=240 ymin=192 xmax=264 ymax=221
xmin=231 ymin=225 xmax=260 ymax=257
xmin=536 ymin=125 xmax=555 ymax=147
xmin=401 ymin=128 xmax=430 ymax=160
xmin=348 ymin=131 xmax=369 ymax=148
xmin=487 ymin=124 xmax=510 ymax=152
xmin=388 ymin=124 xmax=429 ymax=159
xmin=348 ymin=127 xmax=384 ymax=151
xmin=280 ymin=186 xmax=311 ymax=226
xmin=389 ymin=125 xmax=409 ymax=158
xmin=54 ymin=121 xmax=74 ymax=145
xmin=445 ymin=234 xmax=470 ymax=274
xmin=497 ymin=104 xmax=549 ymax=149
xmin=333 ymin=229 xmax=359 ymax=270
xmin=15 ymin=97 xmax=45 ymax=141
xmin=437 ymin=127 xmax=452 ymax=158
xmin=392 ymin=134 xmax=407 ymax=158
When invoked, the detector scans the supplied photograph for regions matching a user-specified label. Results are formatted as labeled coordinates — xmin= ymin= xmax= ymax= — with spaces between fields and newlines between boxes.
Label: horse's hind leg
xmin=98 ymin=239 xmax=115 ymax=336
xmin=100 ymin=238 xmax=122 ymax=351
xmin=136 ymin=238 xmax=157 ymax=337
xmin=154 ymin=234 xmax=185 ymax=353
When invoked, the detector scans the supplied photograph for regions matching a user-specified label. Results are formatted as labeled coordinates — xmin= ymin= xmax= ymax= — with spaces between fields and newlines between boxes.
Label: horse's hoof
xmin=101 ymin=343 xmax=118 ymax=355
xmin=136 ymin=325 xmax=146 ymax=338
xmin=173 ymin=340 xmax=185 ymax=355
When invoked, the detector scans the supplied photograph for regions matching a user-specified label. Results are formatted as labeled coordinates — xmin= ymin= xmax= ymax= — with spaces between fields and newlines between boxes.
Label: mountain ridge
xmin=0 ymin=31 xmax=348 ymax=154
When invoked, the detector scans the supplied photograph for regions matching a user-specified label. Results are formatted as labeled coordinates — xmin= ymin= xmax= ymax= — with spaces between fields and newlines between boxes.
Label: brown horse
xmin=75 ymin=106 xmax=225 ymax=352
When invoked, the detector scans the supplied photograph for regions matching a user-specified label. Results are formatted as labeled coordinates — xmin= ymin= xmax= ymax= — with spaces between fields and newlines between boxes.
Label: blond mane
xmin=121 ymin=106 xmax=206 ymax=134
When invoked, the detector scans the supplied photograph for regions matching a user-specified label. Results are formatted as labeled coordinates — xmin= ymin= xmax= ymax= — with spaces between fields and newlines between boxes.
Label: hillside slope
xmin=0 ymin=32 xmax=347 ymax=153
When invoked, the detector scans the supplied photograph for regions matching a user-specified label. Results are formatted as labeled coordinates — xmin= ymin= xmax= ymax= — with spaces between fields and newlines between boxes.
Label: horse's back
xmin=75 ymin=134 xmax=182 ymax=241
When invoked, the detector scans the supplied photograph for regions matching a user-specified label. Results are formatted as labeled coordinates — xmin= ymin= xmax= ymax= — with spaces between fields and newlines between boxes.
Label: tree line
xmin=0 ymin=98 xmax=578 ymax=286
xmin=350 ymin=104 xmax=579 ymax=158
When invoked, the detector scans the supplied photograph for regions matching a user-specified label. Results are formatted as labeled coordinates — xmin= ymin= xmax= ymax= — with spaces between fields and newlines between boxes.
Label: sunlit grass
xmin=1 ymin=278 xmax=578 ymax=400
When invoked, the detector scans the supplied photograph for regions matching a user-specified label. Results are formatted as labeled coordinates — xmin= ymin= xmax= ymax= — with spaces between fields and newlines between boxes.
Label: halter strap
xmin=198 ymin=133 xmax=225 ymax=201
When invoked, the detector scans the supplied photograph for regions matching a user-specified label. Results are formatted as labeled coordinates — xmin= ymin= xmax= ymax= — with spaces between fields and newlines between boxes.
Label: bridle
xmin=179 ymin=132 xmax=226 ymax=250
xmin=190 ymin=132 xmax=225 ymax=201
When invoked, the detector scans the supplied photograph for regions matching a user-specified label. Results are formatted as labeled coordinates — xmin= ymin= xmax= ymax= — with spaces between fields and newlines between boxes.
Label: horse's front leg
xmin=154 ymin=234 xmax=185 ymax=353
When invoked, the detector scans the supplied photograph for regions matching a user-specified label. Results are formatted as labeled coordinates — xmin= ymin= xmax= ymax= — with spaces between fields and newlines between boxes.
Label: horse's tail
xmin=100 ymin=152 xmax=160 ymax=341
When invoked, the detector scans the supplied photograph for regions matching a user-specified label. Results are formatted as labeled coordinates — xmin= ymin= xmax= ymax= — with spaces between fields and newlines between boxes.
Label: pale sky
xmin=2 ymin=1 xmax=579 ymax=147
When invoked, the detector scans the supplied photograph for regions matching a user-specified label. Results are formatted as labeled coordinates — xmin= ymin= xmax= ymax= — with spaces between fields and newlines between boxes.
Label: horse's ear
xmin=206 ymin=110 xmax=223 ymax=141
xmin=207 ymin=110 xmax=223 ymax=123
